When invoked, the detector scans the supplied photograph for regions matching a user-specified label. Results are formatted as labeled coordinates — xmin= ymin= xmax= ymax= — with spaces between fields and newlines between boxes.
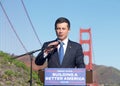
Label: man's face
xmin=55 ymin=22 xmax=70 ymax=41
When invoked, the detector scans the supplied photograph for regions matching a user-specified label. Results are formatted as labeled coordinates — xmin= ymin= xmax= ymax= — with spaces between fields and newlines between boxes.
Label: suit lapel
xmin=52 ymin=48 xmax=60 ymax=66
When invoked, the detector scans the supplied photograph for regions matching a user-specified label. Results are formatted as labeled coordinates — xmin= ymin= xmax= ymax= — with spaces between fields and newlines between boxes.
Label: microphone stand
xmin=14 ymin=49 xmax=42 ymax=86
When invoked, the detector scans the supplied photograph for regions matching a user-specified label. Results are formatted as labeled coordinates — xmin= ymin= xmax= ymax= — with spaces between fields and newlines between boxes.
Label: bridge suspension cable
xmin=20 ymin=0 xmax=42 ymax=46
xmin=0 ymin=1 xmax=28 ymax=52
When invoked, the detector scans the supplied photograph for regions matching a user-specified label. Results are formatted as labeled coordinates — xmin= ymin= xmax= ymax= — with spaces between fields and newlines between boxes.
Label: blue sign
xmin=44 ymin=68 xmax=86 ymax=86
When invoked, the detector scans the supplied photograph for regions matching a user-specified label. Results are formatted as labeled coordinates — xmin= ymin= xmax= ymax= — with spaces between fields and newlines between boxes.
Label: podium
xmin=39 ymin=68 xmax=86 ymax=86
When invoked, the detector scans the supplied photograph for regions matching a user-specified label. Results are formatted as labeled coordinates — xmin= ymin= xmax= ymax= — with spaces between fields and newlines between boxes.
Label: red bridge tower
xmin=80 ymin=28 xmax=98 ymax=86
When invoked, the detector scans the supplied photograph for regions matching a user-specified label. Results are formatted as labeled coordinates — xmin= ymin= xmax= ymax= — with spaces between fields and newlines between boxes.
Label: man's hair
xmin=55 ymin=17 xmax=70 ymax=29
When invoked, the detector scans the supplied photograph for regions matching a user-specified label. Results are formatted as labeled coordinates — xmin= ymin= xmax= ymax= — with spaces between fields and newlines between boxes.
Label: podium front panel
xmin=44 ymin=68 xmax=86 ymax=86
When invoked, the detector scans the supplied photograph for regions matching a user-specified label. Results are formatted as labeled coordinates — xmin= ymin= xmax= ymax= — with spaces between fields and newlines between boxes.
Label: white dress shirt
xmin=57 ymin=37 xmax=68 ymax=55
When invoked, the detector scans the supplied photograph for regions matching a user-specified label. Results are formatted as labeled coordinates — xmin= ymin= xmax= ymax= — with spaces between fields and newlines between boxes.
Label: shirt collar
xmin=56 ymin=37 xmax=68 ymax=45
xmin=62 ymin=37 xmax=68 ymax=45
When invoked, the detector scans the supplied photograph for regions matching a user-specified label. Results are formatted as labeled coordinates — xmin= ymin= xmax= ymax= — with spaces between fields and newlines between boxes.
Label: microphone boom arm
xmin=14 ymin=49 xmax=41 ymax=59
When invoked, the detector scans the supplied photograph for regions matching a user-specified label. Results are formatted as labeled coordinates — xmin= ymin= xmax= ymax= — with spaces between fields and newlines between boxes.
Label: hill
xmin=94 ymin=64 xmax=120 ymax=86
xmin=0 ymin=51 xmax=43 ymax=86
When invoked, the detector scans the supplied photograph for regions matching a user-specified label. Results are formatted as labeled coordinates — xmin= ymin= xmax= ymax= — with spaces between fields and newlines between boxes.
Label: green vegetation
xmin=4 ymin=70 xmax=15 ymax=76
xmin=0 ymin=51 xmax=43 ymax=86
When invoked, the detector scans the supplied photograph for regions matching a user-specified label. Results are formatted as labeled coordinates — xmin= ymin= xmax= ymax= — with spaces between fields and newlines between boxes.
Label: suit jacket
xmin=35 ymin=39 xmax=85 ymax=68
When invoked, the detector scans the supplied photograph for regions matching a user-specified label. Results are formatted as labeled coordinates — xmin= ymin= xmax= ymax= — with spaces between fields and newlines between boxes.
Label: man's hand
xmin=44 ymin=41 xmax=59 ymax=54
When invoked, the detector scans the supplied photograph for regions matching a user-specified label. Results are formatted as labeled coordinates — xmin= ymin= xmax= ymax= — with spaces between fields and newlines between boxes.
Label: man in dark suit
xmin=35 ymin=17 xmax=85 ymax=68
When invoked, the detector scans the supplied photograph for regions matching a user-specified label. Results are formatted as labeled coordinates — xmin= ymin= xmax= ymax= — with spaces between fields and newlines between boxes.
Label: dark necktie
xmin=59 ymin=42 xmax=64 ymax=64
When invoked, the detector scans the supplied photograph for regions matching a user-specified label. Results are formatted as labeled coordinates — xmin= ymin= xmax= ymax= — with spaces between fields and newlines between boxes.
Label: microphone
xmin=57 ymin=40 xmax=61 ymax=44
xmin=46 ymin=45 xmax=56 ymax=49
xmin=46 ymin=40 xmax=61 ymax=49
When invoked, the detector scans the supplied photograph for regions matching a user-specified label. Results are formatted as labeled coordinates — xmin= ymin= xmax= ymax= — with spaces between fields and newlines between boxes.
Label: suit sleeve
xmin=35 ymin=43 xmax=47 ymax=65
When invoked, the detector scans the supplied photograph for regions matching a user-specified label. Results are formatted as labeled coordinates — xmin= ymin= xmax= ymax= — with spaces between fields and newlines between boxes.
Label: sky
xmin=0 ymin=0 xmax=120 ymax=70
